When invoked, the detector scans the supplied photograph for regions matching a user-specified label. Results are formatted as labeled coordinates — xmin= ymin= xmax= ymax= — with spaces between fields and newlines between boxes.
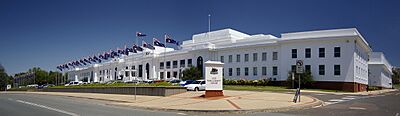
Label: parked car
xmin=27 ymin=84 xmax=39 ymax=88
xmin=124 ymin=80 xmax=140 ymax=84
xmin=169 ymin=79 xmax=181 ymax=83
xmin=184 ymin=80 xmax=206 ymax=91
xmin=64 ymin=81 xmax=83 ymax=86
xmin=179 ymin=80 xmax=194 ymax=86
xmin=142 ymin=80 xmax=154 ymax=84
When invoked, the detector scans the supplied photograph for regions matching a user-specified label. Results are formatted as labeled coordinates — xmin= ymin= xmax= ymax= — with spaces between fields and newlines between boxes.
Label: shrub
xmin=223 ymin=79 xmax=269 ymax=86
xmin=286 ymin=71 xmax=314 ymax=89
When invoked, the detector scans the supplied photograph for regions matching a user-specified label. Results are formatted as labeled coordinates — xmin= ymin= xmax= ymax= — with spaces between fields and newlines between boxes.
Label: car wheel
xmin=195 ymin=87 xmax=199 ymax=91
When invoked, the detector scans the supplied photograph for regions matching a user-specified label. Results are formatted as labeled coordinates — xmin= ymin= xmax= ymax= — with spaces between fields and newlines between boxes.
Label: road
xmin=0 ymin=90 xmax=399 ymax=116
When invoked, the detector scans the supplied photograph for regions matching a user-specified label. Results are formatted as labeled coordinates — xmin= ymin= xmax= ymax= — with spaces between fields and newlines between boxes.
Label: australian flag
xmin=80 ymin=59 xmax=87 ymax=65
xmin=136 ymin=32 xmax=147 ymax=37
xmin=153 ymin=38 xmax=165 ymax=47
xmin=165 ymin=34 xmax=180 ymax=46
xmin=142 ymin=41 xmax=155 ymax=50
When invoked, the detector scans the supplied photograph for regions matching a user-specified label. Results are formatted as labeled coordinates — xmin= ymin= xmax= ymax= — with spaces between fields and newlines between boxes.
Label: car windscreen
xmin=192 ymin=81 xmax=201 ymax=84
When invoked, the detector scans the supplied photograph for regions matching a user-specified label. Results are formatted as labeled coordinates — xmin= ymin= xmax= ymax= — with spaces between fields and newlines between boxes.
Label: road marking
xmin=315 ymin=94 xmax=327 ymax=96
xmin=342 ymin=97 xmax=356 ymax=100
xmin=177 ymin=113 xmax=187 ymax=115
xmin=324 ymin=102 xmax=337 ymax=105
xmin=16 ymin=100 xmax=79 ymax=116
xmin=395 ymin=112 xmax=399 ymax=116
xmin=329 ymin=99 xmax=347 ymax=102
xmin=349 ymin=107 xmax=366 ymax=110
xmin=226 ymin=99 xmax=242 ymax=109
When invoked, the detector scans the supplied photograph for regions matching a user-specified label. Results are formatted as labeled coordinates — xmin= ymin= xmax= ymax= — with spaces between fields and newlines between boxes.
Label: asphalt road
xmin=1 ymin=90 xmax=399 ymax=116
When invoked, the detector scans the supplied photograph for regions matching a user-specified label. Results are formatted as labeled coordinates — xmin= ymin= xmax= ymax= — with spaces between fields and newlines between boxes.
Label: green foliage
xmin=393 ymin=68 xmax=400 ymax=84
xmin=14 ymin=67 xmax=63 ymax=86
xmin=286 ymin=71 xmax=314 ymax=88
xmin=223 ymin=79 xmax=270 ymax=86
xmin=181 ymin=66 xmax=202 ymax=80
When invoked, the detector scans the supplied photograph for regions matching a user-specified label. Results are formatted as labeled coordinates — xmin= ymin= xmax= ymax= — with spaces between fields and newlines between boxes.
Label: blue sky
xmin=0 ymin=0 xmax=399 ymax=75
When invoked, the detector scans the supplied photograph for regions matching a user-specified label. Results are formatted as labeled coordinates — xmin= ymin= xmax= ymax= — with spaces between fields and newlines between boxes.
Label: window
xmin=291 ymin=65 xmax=296 ymax=73
xmin=291 ymin=49 xmax=297 ymax=58
xmin=334 ymin=65 xmax=340 ymax=75
xmin=228 ymin=55 xmax=233 ymax=63
xmin=305 ymin=48 xmax=311 ymax=58
xmin=160 ymin=62 xmax=164 ymax=69
xmin=262 ymin=67 xmax=267 ymax=76
xmin=126 ymin=66 xmax=129 ymax=70
xmin=167 ymin=72 xmax=171 ymax=78
xmin=253 ymin=53 xmax=258 ymax=61
xmin=334 ymin=47 xmax=341 ymax=57
xmin=244 ymin=67 xmax=249 ymax=76
xmin=236 ymin=54 xmax=241 ymax=62
xmin=220 ymin=56 xmax=224 ymax=63
xmin=319 ymin=48 xmax=325 ymax=58
xmin=125 ymin=71 xmax=130 ymax=77
xmin=166 ymin=61 xmax=171 ymax=69
xmin=173 ymin=61 xmax=178 ymax=68
xmin=180 ymin=60 xmax=185 ymax=68
xmin=173 ymin=71 xmax=177 ymax=78
xmin=319 ymin=65 xmax=325 ymax=75
xmin=262 ymin=52 xmax=267 ymax=61
xmin=160 ymin=72 xmax=164 ymax=79
xmin=305 ymin=65 xmax=311 ymax=72
xmin=253 ymin=67 xmax=258 ymax=76
xmin=273 ymin=66 xmax=278 ymax=75
xmin=228 ymin=68 xmax=233 ymax=76
xmin=273 ymin=52 xmax=278 ymax=60
xmin=244 ymin=54 xmax=249 ymax=62
xmin=236 ymin=68 xmax=241 ymax=76
xmin=188 ymin=59 xmax=192 ymax=67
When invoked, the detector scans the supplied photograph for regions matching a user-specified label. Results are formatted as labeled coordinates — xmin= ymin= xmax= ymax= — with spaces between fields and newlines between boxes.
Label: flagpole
xmin=208 ymin=14 xmax=211 ymax=33
xmin=164 ymin=35 xmax=166 ymax=81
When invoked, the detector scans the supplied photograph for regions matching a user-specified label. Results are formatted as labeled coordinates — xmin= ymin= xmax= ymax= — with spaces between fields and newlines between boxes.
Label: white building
xmin=368 ymin=52 xmax=393 ymax=88
xmin=67 ymin=28 xmax=375 ymax=92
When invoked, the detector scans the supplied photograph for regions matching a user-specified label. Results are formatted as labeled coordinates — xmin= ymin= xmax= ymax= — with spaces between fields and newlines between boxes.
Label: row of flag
xmin=56 ymin=32 xmax=181 ymax=71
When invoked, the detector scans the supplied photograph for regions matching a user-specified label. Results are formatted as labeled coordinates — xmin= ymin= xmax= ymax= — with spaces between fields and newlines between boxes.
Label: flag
xmin=165 ymin=34 xmax=180 ymax=46
xmin=153 ymin=38 xmax=165 ymax=47
xmin=133 ymin=44 xmax=143 ymax=51
xmin=142 ymin=41 xmax=155 ymax=50
xmin=136 ymin=32 xmax=146 ymax=37
xmin=84 ymin=58 xmax=91 ymax=64
xmin=117 ymin=48 xmax=123 ymax=54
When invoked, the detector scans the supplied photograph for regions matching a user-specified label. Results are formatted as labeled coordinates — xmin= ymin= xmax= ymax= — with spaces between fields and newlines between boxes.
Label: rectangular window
xmin=319 ymin=48 xmax=325 ymax=58
xmin=273 ymin=52 xmax=278 ymax=60
xmin=305 ymin=48 xmax=311 ymax=58
xmin=291 ymin=49 xmax=297 ymax=58
xmin=291 ymin=65 xmax=296 ymax=73
xmin=188 ymin=59 xmax=192 ymax=67
xmin=160 ymin=72 xmax=164 ymax=79
xmin=273 ymin=66 xmax=278 ymax=75
xmin=173 ymin=61 xmax=178 ymax=68
xmin=236 ymin=68 xmax=241 ymax=76
xmin=244 ymin=67 xmax=249 ymax=76
xmin=228 ymin=68 xmax=233 ymax=76
xmin=244 ymin=54 xmax=249 ymax=62
xmin=262 ymin=52 xmax=267 ymax=61
xmin=305 ymin=65 xmax=311 ymax=72
xmin=319 ymin=65 xmax=325 ymax=75
xmin=220 ymin=56 xmax=224 ymax=63
xmin=262 ymin=67 xmax=267 ymax=76
xmin=253 ymin=67 xmax=258 ymax=76
xmin=334 ymin=65 xmax=340 ymax=75
xmin=173 ymin=71 xmax=177 ymax=78
xmin=253 ymin=53 xmax=258 ymax=61
xmin=236 ymin=54 xmax=241 ymax=62
xmin=229 ymin=55 xmax=233 ymax=63
xmin=166 ymin=61 xmax=171 ymax=69
xmin=180 ymin=60 xmax=185 ymax=68
xmin=167 ymin=72 xmax=171 ymax=78
xmin=334 ymin=47 xmax=341 ymax=57
xmin=160 ymin=62 xmax=164 ymax=69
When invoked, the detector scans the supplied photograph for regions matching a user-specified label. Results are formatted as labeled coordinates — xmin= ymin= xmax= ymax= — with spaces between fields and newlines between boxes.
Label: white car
xmin=184 ymin=80 xmax=206 ymax=91
xmin=64 ymin=81 xmax=83 ymax=86
xmin=27 ymin=84 xmax=38 ymax=88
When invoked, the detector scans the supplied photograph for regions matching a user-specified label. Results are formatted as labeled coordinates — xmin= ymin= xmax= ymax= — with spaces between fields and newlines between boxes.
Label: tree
xmin=286 ymin=71 xmax=314 ymax=88
xmin=181 ymin=66 xmax=202 ymax=80
xmin=0 ymin=64 xmax=12 ymax=90
xmin=393 ymin=68 xmax=400 ymax=84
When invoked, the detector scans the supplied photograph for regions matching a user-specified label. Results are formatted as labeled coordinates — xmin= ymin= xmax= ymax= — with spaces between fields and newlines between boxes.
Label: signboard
xmin=205 ymin=61 xmax=224 ymax=90
xmin=296 ymin=60 xmax=304 ymax=74
xmin=6 ymin=85 xmax=11 ymax=90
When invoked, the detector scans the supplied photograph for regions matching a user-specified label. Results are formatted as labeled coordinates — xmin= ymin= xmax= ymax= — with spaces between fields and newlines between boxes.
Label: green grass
xmin=223 ymin=85 xmax=295 ymax=92
xmin=394 ymin=84 xmax=400 ymax=89
xmin=49 ymin=82 xmax=178 ymax=88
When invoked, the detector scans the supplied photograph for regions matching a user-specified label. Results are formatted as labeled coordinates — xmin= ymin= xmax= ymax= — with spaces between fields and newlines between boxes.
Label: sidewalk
xmin=2 ymin=90 xmax=322 ymax=112
xmin=301 ymin=89 xmax=398 ymax=96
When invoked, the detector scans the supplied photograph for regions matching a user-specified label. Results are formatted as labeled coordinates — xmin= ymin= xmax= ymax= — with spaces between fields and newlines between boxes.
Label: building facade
xmin=368 ymin=52 xmax=393 ymax=88
xmin=67 ymin=28 xmax=374 ymax=92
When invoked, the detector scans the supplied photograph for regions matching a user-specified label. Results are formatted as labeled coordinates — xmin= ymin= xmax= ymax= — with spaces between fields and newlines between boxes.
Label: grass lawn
xmin=223 ymin=85 xmax=295 ymax=92
xmin=394 ymin=84 xmax=400 ymax=89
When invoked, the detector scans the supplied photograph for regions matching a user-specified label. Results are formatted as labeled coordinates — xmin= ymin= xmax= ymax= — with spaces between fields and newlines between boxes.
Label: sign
xmin=296 ymin=60 xmax=304 ymax=74
xmin=205 ymin=61 xmax=224 ymax=90
xmin=6 ymin=85 xmax=11 ymax=90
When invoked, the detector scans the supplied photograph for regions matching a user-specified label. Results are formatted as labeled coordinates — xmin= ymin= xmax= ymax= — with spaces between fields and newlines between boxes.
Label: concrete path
xmin=3 ymin=90 xmax=321 ymax=112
